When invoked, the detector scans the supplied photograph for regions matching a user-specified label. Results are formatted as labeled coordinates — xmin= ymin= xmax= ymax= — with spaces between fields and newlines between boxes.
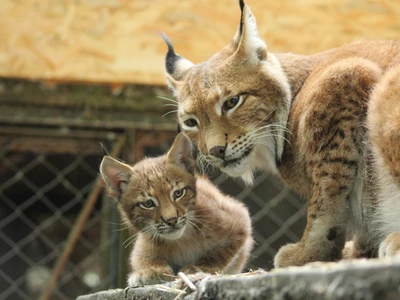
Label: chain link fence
xmin=0 ymin=127 xmax=122 ymax=300
xmin=0 ymin=125 xmax=306 ymax=300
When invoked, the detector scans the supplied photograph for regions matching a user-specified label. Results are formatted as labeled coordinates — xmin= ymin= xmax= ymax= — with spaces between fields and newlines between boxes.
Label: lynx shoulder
xmin=100 ymin=133 xmax=253 ymax=286
xmin=162 ymin=0 xmax=400 ymax=268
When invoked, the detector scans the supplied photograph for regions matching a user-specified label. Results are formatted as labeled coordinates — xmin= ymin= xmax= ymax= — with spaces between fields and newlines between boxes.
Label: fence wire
xmin=0 ymin=126 xmax=306 ymax=300
xmin=0 ymin=129 xmax=120 ymax=300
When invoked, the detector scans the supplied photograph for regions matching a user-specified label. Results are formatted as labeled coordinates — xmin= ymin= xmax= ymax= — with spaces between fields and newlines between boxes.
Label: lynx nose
xmin=209 ymin=146 xmax=225 ymax=159
xmin=164 ymin=217 xmax=178 ymax=227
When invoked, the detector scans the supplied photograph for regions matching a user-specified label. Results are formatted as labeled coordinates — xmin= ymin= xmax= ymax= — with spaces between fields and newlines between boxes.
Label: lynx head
xmin=162 ymin=0 xmax=291 ymax=185
xmin=100 ymin=133 xmax=196 ymax=240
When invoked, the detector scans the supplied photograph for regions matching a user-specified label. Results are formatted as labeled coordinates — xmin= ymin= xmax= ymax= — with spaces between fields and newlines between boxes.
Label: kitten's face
xmin=120 ymin=157 xmax=196 ymax=240
xmin=100 ymin=133 xmax=197 ymax=241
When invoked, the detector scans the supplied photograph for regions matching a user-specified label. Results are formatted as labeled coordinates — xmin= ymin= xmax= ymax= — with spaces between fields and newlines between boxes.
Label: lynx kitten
xmin=100 ymin=133 xmax=253 ymax=286
xmin=162 ymin=0 xmax=400 ymax=267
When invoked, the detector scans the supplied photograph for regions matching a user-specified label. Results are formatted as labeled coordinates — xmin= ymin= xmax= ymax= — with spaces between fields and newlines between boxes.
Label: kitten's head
xmin=100 ymin=133 xmax=196 ymax=240
xmin=162 ymin=0 xmax=291 ymax=185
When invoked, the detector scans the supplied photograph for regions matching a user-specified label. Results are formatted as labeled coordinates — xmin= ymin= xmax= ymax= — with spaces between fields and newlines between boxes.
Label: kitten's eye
xmin=223 ymin=95 xmax=240 ymax=112
xmin=173 ymin=188 xmax=186 ymax=201
xmin=184 ymin=119 xmax=197 ymax=128
xmin=140 ymin=199 xmax=156 ymax=209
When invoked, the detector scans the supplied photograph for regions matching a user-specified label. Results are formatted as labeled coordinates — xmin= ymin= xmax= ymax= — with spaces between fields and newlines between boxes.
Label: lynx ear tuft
xmin=100 ymin=156 xmax=132 ymax=199
xmin=238 ymin=0 xmax=245 ymax=35
xmin=167 ymin=133 xmax=195 ymax=174
xmin=232 ymin=1 xmax=267 ymax=65
xmin=162 ymin=33 xmax=180 ymax=75
xmin=160 ymin=33 xmax=194 ymax=91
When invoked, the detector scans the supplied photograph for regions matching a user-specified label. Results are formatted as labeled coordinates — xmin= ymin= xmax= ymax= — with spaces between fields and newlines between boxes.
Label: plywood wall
xmin=1 ymin=0 xmax=399 ymax=85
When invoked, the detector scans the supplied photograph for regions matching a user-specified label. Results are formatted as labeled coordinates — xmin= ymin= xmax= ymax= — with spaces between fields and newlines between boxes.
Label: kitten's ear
xmin=161 ymin=33 xmax=194 ymax=93
xmin=231 ymin=0 xmax=267 ymax=65
xmin=167 ymin=133 xmax=195 ymax=174
xmin=100 ymin=156 xmax=132 ymax=198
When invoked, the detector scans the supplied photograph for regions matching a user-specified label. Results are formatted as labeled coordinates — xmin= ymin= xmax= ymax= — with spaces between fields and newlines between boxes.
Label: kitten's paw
xmin=180 ymin=265 xmax=202 ymax=274
xmin=379 ymin=232 xmax=400 ymax=258
xmin=127 ymin=266 xmax=174 ymax=287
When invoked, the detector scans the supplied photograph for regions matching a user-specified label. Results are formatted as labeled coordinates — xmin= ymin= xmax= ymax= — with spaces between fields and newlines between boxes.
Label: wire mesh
xmin=0 ymin=129 xmax=119 ymax=300
xmin=0 ymin=126 xmax=306 ymax=299
xmin=212 ymin=172 xmax=307 ymax=269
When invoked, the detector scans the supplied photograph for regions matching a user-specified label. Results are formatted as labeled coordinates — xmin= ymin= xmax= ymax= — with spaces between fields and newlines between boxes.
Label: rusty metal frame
xmin=39 ymin=135 xmax=127 ymax=300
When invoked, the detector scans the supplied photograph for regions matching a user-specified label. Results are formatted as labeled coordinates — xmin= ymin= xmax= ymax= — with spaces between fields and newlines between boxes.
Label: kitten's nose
xmin=209 ymin=146 xmax=225 ymax=159
xmin=165 ymin=217 xmax=178 ymax=227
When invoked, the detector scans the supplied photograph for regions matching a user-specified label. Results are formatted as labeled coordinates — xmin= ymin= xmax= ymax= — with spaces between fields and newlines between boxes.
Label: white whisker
xmin=162 ymin=110 xmax=178 ymax=118
xmin=202 ymin=76 xmax=216 ymax=93
xmin=156 ymin=95 xmax=179 ymax=104
xmin=253 ymin=110 xmax=275 ymax=127
xmin=196 ymin=152 xmax=214 ymax=175
xmin=252 ymin=134 xmax=293 ymax=151
xmin=186 ymin=218 xmax=206 ymax=239
xmin=253 ymin=133 xmax=292 ymax=145
xmin=123 ymin=234 xmax=138 ymax=248
xmin=252 ymin=123 xmax=292 ymax=136
xmin=114 ymin=226 xmax=131 ymax=232
xmin=122 ymin=225 xmax=154 ymax=248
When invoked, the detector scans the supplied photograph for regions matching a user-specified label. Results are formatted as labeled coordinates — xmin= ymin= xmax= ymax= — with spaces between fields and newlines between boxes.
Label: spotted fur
xmin=100 ymin=133 xmax=253 ymax=286
xmin=163 ymin=0 xmax=400 ymax=268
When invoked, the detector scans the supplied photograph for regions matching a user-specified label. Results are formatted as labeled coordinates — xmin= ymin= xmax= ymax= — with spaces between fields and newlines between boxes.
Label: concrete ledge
xmin=77 ymin=258 xmax=400 ymax=300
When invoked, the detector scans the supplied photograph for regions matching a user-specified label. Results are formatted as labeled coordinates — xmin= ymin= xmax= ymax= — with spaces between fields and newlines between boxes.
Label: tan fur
xmin=100 ymin=133 xmax=253 ymax=286
xmin=163 ymin=1 xmax=400 ymax=268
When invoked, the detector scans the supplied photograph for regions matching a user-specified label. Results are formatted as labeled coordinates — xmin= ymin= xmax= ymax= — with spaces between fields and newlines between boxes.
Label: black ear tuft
xmin=239 ymin=0 xmax=245 ymax=35
xmin=239 ymin=0 xmax=245 ymax=12
xmin=160 ymin=32 xmax=180 ymax=75
xmin=99 ymin=142 xmax=110 ymax=156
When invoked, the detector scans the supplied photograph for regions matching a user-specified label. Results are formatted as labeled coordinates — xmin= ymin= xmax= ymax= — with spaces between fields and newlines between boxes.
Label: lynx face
xmin=121 ymin=160 xmax=196 ymax=240
xmin=100 ymin=134 xmax=196 ymax=240
xmin=162 ymin=1 xmax=291 ymax=184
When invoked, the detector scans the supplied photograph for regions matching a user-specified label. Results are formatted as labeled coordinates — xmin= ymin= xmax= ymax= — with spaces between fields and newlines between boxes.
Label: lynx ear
xmin=100 ymin=156 xmax=132 ymax=198
xmin=161 ymin=33 xmax=194 ymax=92
xmin=232 ymin=0 xmax=267 ymax=64
xmin=166 ymin=133 xmax=195 ymax=174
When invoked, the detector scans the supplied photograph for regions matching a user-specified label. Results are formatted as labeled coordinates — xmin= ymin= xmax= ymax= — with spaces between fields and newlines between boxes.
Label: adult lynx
xmin=100 ymin=133 xmax=253 ymax=286
xmin=162 ymin=0 xmax=400 ymax=268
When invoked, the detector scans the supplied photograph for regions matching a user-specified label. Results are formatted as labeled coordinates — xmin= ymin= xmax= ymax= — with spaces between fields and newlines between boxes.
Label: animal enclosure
xmin=0 ymin=80 xmax=305 ymax=300
xmin=1 ymin=0 xmax=400 ymax=299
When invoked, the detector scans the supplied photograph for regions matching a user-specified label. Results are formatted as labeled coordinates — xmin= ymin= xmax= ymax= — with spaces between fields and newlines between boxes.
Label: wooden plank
xmin=0 ymin=79 xmax=177 ymax=130
xmin=0 ymin=80 xmax=170 ymax=111
xmin=1 ymin=0 xmax=399 ymax=85
xmin=0 ymin=136 xmax=102 ymax=155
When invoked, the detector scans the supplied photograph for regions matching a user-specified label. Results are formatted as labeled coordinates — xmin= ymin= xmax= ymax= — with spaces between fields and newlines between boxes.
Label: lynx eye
xmin=140 ymin=199 xmax=156 ymax=209
xmin=222 ymin=95 xmax=242 ymax=114
xmin=184 ymin=119 xmax=197 ymax=127
xmin=172 ymin=188 xmax=186 ymax=201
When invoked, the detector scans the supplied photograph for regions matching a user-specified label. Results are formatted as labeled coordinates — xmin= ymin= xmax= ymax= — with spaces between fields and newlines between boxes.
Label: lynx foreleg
xmin=275 ymin=58 xmax=381 ymax=268
xmin=275 ymin=176 xmax=353 ymax=267
xmin=128 ymin=238 xmax=174 ymax=287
